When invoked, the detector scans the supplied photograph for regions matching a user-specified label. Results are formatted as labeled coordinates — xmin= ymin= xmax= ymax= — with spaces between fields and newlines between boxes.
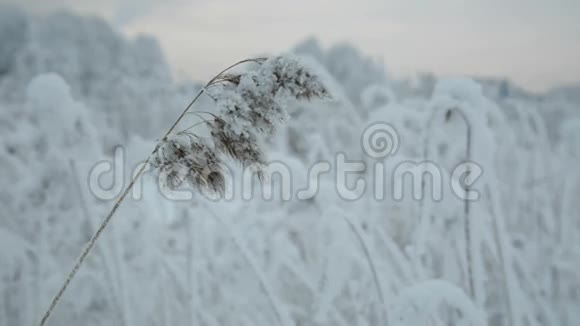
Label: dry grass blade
xmin=38 ymin=54 xmax=331 ymax=326
xmin=38 ymin=58 xmax=269 ymax=326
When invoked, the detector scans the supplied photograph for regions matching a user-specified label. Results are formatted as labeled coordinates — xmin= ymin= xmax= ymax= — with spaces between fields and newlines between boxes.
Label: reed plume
xmin=39 ymin=54 xmax=331 ymax=326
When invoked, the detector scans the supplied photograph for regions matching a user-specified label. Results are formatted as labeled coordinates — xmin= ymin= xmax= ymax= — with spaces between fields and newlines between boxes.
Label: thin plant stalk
xmin=341 ymin=213 xmax=388 ymax=324
xmin=208 ymin=210 xmax=290 ymax=326
xmin=38 ymin=58 xmax=264 ymax=326
xmin=421 ymin=107 xmax=475 ymax=299
xmin=68 ymin=160 xmax=128 ymax=325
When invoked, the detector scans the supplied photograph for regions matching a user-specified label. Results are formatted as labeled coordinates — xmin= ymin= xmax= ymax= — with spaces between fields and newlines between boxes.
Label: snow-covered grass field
xmin=1 ymin=7 xmax=580 ymax=326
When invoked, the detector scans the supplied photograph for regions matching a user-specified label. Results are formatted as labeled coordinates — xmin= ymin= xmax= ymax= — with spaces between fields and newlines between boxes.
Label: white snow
xmin=1 ymin=7 xmax=580 ymax=326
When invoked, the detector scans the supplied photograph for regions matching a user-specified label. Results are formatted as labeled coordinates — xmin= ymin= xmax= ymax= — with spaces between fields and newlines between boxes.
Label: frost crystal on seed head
xmin=263 ymin=54 xmax=332 ymax=101
xmin=209 ymin=117 xmax=266 ymax=170
xmin=211 ymin=54 xmax=331 ymax=136
xmin=152 ymin=54 xmax=332 ymax=194
xmin=152 ymin=134 xmax=226 ymax=194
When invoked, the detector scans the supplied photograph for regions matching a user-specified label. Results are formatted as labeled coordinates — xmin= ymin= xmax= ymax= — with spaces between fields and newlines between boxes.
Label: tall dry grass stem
xmin=39 ymin=56 xmax=330 ymax=326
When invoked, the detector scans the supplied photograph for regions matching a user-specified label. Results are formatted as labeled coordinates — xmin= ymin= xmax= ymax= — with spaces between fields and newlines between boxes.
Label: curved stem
xmin=209 ymin=211 xmax=289 ymax=326
xmin=341 ymin=213 xmax=388 ymax=324
xmin=178 ymin=120 xmax=213 ymax=134
xmin=39 ymin=159 xmax=151 ymax=326
xmin=420 ymin=106 xmax=475 ymax=299
xmin=38 ymin=58 xmax=265 ymax=326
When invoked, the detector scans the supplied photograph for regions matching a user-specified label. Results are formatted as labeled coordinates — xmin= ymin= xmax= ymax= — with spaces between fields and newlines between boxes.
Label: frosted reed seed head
xmin=209 ymin=117 xmax=266 ymax=171
xmin=212 ymin=83 xmax=287 ymax=136
xmin=209 ymin=54 xmax=331 ymax=136
xmin=152 ymin=135 xmax=226 ymax=195
xmin=261 ymin=54 xmax=332 ymax=101
xmin=153 ymin=55 xmax=332 ymax=193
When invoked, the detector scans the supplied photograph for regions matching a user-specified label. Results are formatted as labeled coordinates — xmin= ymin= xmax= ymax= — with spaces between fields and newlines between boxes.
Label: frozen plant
xmin=38 ymin=55 xmax=331 ymax=326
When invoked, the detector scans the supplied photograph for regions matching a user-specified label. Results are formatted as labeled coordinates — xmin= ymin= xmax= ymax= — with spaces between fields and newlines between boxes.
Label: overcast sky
xmin=3 ymin=0 xmax=580 ymax=92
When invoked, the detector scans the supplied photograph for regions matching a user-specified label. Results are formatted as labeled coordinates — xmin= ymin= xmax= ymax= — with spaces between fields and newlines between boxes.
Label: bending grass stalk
xmin=341 ymin=213 xmax=388 ymax=323
xmin=38 ymin=58 xmax=265 ymax=326
xmin=421 ymin=106 xmax=475 ymax=300
xmin=68 ymin=160 xmax=128 ymax=325
xmin=209 ymin=210 xmax=290 ymax=326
